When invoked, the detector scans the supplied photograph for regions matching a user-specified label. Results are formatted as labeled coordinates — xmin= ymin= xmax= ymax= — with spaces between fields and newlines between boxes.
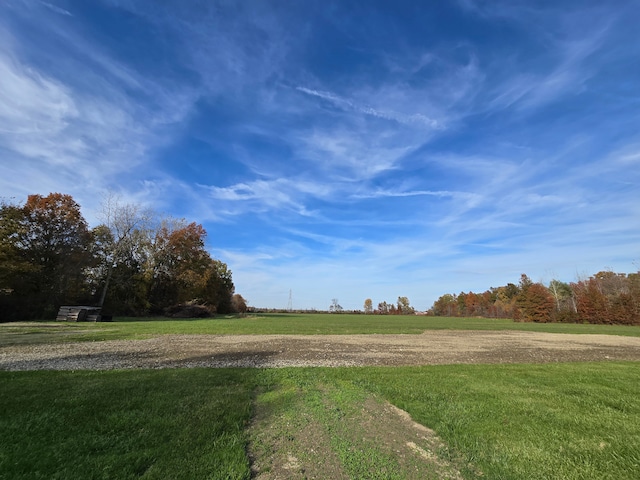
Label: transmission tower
xmin=287 ymin=289 xmax=293 ymax=311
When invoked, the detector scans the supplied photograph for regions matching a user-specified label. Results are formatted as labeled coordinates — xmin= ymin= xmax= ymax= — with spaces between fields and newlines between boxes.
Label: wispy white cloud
xmin=107 ymin=0 xmax=300 ymax=97
xmin=0 ymin=50 xmax=77 ymax=139
xmin=294 ymin=128 xmax=415 ymax=180
xmin=459 ymin=1 xmax=620 ymax=115
xmin=0 ymin=41 xmax=148 ymax=179
xmin=487 ymin=34 xmax=608 ymax=112
xmin=608 ymin=142 xmax=640 ymax=167
xmin=351 ymin=188 xmax=481 ymax=202
xmin=0 ymin=4 xmax=201 ymax=217
xmin=296 ymin=86 xmax=442 ymax=129
xmin=40 ymin=1 xmax=72 ymax=16
xmin=199 ymin=178 xmax=324 ymax=218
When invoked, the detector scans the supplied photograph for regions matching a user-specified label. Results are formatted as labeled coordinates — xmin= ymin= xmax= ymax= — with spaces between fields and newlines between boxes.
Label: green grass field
xmin=334 ymin=362 xmax=640 ymax=479
xmin=2 ymin=315 xmax=639 ymax=479
xmin=2 ymin=313 xmax=639 ymax=346
xmin=2 ymin=363 xmax=639 ymax=479
xmin=0 ymin=369 xmax=257 ymax=479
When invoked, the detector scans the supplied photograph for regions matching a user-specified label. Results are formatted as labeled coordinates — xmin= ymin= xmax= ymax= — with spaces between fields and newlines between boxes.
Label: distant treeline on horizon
xmin=251 ymin=269 xmax=640 ymax=326
xmin=430 ymin=271 xmax=640 ymax=325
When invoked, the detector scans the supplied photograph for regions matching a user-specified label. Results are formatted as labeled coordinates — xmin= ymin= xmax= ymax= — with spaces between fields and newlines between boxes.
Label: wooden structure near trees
xmin=56 ymin=306 xmax=102 ymax=322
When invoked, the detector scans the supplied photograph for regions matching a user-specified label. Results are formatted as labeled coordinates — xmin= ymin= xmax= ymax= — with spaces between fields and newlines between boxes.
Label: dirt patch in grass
xmin=248 ymin=383 xmax=467 ymax=479
xmin=249 ymin=387 xmax=349 ymax=479
xmin=2 ymin=331 xmax=640 ymax=370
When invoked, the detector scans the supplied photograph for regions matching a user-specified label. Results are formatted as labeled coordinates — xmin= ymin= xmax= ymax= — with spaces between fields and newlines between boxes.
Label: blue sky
xmin=1 ymin=0 xmax=639 ymax=311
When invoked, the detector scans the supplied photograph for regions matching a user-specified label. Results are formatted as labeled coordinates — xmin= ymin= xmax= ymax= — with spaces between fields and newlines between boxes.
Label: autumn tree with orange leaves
xmin=430 ymin=270 xmax=639 ymax=325
xmin=147 ymin=219 xmax=235 ymax=314
xmin=513 ymin=274 xmax=555 ymax=323
xmin=1 ymin=193 xmax=239 ymax=321
xmin=0 ymin=194 xmax=92 ymax=319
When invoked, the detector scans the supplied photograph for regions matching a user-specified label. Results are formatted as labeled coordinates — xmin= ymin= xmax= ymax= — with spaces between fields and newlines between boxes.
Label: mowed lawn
xmin=2 ymin=313 xmax=640 ymax=346
xmin=2 ymin=316 xmax=640 ymax=479
xmin=2 ymin=364 xmax=639 ymax=479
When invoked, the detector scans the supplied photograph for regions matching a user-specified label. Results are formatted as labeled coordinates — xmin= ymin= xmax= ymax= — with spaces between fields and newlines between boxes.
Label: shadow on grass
xmin=0 ymin=349 xmax=284 ymax=371
xmin=1 ymin=368 xmax=260 ymax=480
xmin=112 ymin=316 xmax=216 ymax=323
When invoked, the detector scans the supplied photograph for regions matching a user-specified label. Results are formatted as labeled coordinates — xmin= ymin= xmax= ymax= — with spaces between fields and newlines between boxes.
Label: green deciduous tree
xmin=432 ymin=293 xmax=458 ymax=316
xmin=201 ymin=259 xmax=235 ymax=314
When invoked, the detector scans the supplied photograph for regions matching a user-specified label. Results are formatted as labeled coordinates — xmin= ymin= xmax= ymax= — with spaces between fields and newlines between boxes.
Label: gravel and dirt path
xmin=2 ymin=331 xmax=640 ymax=371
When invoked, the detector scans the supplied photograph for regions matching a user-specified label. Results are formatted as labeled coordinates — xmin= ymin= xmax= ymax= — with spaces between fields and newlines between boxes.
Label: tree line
xmin=0 ymin=193 xmax=245 ymax=321
xmin=430 ymin=272 xmax=640 ymax=325
xmin=362 ymin=296 xmax=415 ymax=315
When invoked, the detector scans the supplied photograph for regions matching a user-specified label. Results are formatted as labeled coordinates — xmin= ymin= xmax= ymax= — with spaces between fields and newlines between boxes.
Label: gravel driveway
xmin=2 ymin=331 xmax=640 ymax=370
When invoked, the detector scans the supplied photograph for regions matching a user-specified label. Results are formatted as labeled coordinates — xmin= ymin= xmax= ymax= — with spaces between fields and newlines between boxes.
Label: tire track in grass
xmin=248 ymin=377 xmax=468 ymax=479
